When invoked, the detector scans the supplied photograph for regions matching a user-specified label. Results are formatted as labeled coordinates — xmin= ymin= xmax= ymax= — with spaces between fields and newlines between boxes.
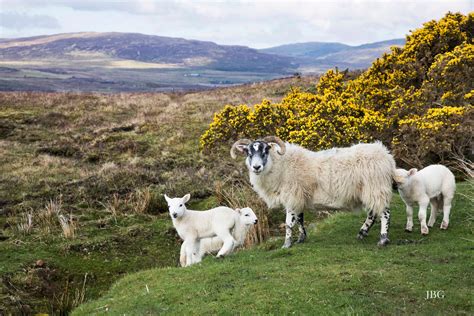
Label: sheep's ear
xmin=182 ymin=194 xmax=191 ymax=204
xmin=235 ymin=208 xmax=241 ymax=214
xmin=164 ymin=194 xmax=170 ymax=203
xmin=408 ymin=168 xmax=418 ymax=176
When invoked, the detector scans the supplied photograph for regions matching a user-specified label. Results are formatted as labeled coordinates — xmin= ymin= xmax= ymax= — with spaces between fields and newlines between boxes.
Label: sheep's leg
xmin=296 ymin=212 xmax=307 ymax=243
xmin=428 ymin=197 xmax=439 ymax=228
xmin=440 ymin=194 xmax=453 ymax=230
xmin=216 ymin=231 xmax=235 ymax=258
xmin=405 ymin=205 xmax=414 ymax=232
xmin=179 ymin=243 xmax=187 ymax=267
xmin=282 ymin=210 xmax=297 ymax=248
xmin=418 ymin=198 xmax=429 ymax=235
xmin=357 ymin=210 xmax=377 ymax=239
xmin=377 ymin=208 xmax=391 ymax=247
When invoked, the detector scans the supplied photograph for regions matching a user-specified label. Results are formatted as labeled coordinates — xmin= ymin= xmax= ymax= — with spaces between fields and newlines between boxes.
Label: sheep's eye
xmin=245 ymin=214 xmax=250 ymax=216
xmin=179 ymin=204 xmax=183 ymax=207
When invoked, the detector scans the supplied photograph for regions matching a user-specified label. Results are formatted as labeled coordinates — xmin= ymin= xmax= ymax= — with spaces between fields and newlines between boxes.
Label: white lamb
xmin=164 ymin=193 xmax=238 ymax=266
xmin=231 ymin=136 xmax=396 ymax=247
xmin=179 ymin=207 xmax=258 ymax=267
xmin=393 ymin=164 xmax=456 ymax=235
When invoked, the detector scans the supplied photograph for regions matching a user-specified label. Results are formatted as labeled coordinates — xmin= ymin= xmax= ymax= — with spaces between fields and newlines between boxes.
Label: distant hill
xmin=260 ymin=42 xmax=351 ymax=58
xmin=260 ymin=39 xmax=405 ymax=70
xmin=0 ymin=32 xmax=295 ymax=73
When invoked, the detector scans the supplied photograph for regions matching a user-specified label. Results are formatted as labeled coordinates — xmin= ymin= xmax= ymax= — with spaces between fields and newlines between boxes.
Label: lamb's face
xmin=164 ymin=194 xmax=190 ymax=219
xmin=238 ymin=207 xmax=258 ymax=225
xmin=393 ymin=168 xmax=417 ymax=186
xmin=245 ymin=141 xmax=273 ymax=175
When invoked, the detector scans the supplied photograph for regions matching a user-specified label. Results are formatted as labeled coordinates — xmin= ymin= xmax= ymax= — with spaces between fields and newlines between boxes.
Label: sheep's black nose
xmin=172 ymin=213 xmax=178 ymax=218
xmin=254 ymin=219 xmax=258 ymax=224
xmin=253 ymin=165 xmax=262 ymax=171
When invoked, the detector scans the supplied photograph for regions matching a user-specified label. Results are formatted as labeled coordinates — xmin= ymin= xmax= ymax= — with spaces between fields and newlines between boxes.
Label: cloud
xmin=0 ymin=12 xmax=60 ymax=30
xmin=0 ymin=0 xmax=471 ymax=47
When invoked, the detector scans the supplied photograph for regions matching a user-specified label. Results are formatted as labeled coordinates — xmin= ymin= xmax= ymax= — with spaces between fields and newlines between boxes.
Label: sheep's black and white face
xmin=244 ymin=141 xmax=273 ymax=175
xmin=238 ymin=207 xmax=258 ymax=225
xmin=164 ymin=194 xmax=190 ymax=219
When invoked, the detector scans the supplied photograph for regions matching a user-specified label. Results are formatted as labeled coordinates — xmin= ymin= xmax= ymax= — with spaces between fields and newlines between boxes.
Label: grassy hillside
xmin=0 ymin=76 xmax=319 ymax=313
xmin=74 ymin=182 xmax=473 ymax=315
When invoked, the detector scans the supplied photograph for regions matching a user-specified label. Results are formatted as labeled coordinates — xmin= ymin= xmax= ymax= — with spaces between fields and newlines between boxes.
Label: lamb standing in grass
xmin=179 ymin=207 xmax=258 ymax=267
xmin=393 ymin=165 xmax=456 ymax=235
xmin=165 ymin=193 xmax=238 ymax=266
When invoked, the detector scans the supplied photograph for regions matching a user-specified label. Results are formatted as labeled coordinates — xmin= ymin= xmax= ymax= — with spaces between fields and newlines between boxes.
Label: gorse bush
xmin=201 ymin=12 xmax=473 ymax=170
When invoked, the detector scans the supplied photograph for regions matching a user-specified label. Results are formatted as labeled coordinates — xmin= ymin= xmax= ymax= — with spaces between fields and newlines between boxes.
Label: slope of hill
xmin=73 ymin=184 xmax=472 ymax=314
xmin=0 ymin=76 xmax=320 ymax=314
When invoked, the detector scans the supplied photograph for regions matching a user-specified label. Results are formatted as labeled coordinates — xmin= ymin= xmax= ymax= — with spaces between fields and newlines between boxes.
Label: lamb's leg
xmin=183 ymin=240 xmax=195 ymax=266
xmin=216 ymin=231 xmax=235 ymax=258
xmin=282 ymin=210 xmax=297 ymax=248
xmin=418 ymin=198 xmax=429 ymax=235
xmin=377 ymin=208 xmax=390 ymax=247
xmin=296 ymin=212 xmax=307 ymax=243
xmin=428 ymin=197 xmax=439 ymax=228
xmin=179 ymin=243 xmax=187 ymax=267
xmin=192 ymin=240 xmax=202 ymax=264
xmin=405 ymin=205 xmax=414 ymax=232
xmin=440 ymin=194 xmax=453 ymax=230
xmin=357 ymin=210 xmax=377 ymax=239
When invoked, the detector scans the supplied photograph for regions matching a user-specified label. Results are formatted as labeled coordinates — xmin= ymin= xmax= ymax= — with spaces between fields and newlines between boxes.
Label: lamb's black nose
xmin=253 ymin=165 xmax=262 ymax=172
xmin=173 ymin=213 xmax=178 ymax=218
xmin=254 ymin=219 xmax=258 ymax=224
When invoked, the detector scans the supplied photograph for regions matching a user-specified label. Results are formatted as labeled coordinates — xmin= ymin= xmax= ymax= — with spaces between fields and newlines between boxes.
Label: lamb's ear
xmin=408 ymin=168 xmax=418 ymax=176
xmin=164 ymin=194 xmax=171 ymax=203
xmin=235 ymin=208 xmax=241 ymax=214
xmin=182 ymin=193 xmax=191 ymax=204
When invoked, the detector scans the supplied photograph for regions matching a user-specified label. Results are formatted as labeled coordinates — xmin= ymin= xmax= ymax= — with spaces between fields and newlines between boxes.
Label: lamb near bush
xmin=231 ymin=136 xmax=396 ymax=248
xmin=179 ymin=207 xmax=258 ymax=267
xmin=164 ymin=193 xmax=240 ymax=266
xmin=393 ymin=165 xmax=456 ymax=235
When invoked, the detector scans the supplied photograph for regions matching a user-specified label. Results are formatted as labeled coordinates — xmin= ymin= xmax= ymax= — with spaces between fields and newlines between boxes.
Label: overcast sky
xmin=0 ymin=0 xmax=471 ymax=48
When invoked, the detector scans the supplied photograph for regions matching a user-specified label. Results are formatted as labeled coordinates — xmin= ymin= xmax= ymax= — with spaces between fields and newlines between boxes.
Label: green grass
xmin=74 ymin=182 xmax=473 ymax=315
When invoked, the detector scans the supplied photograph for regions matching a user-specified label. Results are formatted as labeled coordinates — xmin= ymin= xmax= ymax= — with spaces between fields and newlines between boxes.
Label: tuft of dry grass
xmin=58 ymin=214 xmax=76 ymax=239
xmin=17 ymin=212 xmax=33 ymax=235
xmin=102 ymin=187 xmax=154 ymax=216
xmin=37 ymin=198 xmax=62 ymax=234
xmin=54 ymin=273 xmax=88 ymax=314
xmin=131 ymin=187 xmax=152 ymax=214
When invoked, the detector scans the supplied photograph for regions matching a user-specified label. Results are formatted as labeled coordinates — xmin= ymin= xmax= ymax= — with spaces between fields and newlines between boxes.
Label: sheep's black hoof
xmin=405 ymin=228 xmax=412 ymax=233
xmin=282 ymin=239 xmax=292 ymax=248
xmin=377 ymin=234 xmax=390 ymax=247
xmin=296 ymin=234 xmax=307 ymax=243
xmin=357 ymin=230 xmax=368 ymax=240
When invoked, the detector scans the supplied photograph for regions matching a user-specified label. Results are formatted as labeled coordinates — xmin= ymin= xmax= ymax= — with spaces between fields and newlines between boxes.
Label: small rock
xmin=35 ymin=259 xmax=45 ymax=267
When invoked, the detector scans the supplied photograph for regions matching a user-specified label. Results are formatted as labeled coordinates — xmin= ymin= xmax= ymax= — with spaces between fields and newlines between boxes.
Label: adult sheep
xmin=231 ymin=136 xmax=396 ymax=248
